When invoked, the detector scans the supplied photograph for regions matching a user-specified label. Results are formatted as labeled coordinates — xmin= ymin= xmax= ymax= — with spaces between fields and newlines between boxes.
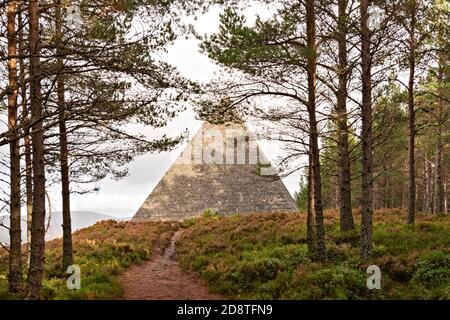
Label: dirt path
xmin=120 ymin=230 xmax=223 ymax=300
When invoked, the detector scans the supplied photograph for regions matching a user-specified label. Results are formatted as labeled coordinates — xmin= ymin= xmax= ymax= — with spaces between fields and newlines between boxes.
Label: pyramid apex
xmin=132 ymin=102 xmax=298 ymax=221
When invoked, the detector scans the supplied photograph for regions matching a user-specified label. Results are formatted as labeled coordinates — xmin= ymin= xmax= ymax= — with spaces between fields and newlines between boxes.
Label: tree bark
xmin=381 ymin=162 xmax=389 ymax=208
xmin=360 ymin=0 xmax=373 ymax=260
xmin=7 ymin=0 xmax=24 ymax=293
xmin=444 ymin=170 xmax=448 ymax=214
xmin=17 ymin=0 xmax=33 ymax=266
xmin=305 ymin=0 xmax=326 ymax=261
xmin=55 ymin=0 xmax=74 ymax=271
xmin=434 ymin=123 xmax=444 ymax=214
xmin=434 ymin=63 xmax=444 ymax=214
xmin=27 ymin=0 xmax=47 ymax=300
xmin=430 ymin=159 xmax=435 ymax=214
xmin=406 ymin=3 xmax=417 ymax=224
xmin=422 ymin=158 xmax=428 ymax=212
xmin=307 ymin=155 xmax=316 ymax=257
xmin=426 ymin=159 xmax=433 ymax=213
xmin=336 ymin=0 xmax=355 ymax=232
xmin=388 ymin=164 xmax=395 ymax=208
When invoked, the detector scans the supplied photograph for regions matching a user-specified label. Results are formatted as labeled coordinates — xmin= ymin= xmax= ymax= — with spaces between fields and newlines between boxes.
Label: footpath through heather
xmin=120 ymin=229 xmax=223 ymax=300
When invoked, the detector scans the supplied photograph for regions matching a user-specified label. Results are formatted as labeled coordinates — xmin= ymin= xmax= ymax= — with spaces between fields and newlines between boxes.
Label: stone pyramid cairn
xmin=133 ymin=121 xmax=298 ymax=221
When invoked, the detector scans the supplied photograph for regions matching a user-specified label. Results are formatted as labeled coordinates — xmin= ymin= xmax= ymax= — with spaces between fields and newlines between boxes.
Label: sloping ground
xmin=176 ymin=209 xmax=450 ymax=299
xmin=0 ymin=220 xmax=178 ymax=299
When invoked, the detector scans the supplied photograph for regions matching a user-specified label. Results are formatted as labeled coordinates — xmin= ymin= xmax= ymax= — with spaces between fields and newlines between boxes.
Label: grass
xmin=176 ymin=209 xmax=450 ymax=299
xmin=0 ymin=219 xmax=178 ymax=300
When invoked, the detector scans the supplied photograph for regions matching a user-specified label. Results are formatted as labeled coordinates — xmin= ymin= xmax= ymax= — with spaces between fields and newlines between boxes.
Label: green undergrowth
xmin=177 ymin=209 xmax=450 ymax=299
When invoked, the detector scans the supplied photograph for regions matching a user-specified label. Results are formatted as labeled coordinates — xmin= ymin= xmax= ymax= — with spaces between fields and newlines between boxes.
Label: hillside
xmin=0 ymin=220 xmax=178 ymax=299
xmin=1 ymin=209 xmax=449 ymax=300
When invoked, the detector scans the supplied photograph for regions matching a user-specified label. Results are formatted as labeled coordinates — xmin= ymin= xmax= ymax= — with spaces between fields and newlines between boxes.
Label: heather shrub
xmin=177 ymin=209 xmax=450 ymax=300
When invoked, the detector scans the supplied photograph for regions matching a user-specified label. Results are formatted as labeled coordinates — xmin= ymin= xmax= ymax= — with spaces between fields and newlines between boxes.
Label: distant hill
xmin=0 ymin=211 xmax=118 ymax=244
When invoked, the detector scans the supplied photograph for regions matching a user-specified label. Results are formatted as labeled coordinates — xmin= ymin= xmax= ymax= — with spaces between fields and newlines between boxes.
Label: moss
xmin=202 ymin=208 xmax=220 ymax=219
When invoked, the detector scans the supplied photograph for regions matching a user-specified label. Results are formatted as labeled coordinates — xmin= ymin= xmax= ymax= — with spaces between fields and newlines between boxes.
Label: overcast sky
xmin=46 ymin=5 xmax=303 ymax=218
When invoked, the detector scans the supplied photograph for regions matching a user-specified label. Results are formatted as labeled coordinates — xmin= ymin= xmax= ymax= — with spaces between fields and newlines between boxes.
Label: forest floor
xmin=120 ymin=230 xmax=222 ymax=300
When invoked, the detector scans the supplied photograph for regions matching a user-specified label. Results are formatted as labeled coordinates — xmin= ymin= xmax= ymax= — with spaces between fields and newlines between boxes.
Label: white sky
xmin=48 ymin=6 xmax=303 ymax=218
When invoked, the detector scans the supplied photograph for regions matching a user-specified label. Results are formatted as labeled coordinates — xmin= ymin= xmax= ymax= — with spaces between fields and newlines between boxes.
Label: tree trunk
xmin=359 ymin=0 xmax=373 ymax=260
xmin=25 ymin=131 xmax=33 ymax=265
xmin=426 ymin=159 xmax=433 ymax=213
xmin=422 ymin=158 xmax=428 ymax=212
xmin=389 ymin=164 xmax=395 ymax=208
xmin=434 ymin=63 xmax=444 ymax=214
xmin=55 ymin=0 xmax=74 ymax=271
xmin=17 ymin=1 xmax=33 ymax=266
xmin=444 ymin=170 xmax=448 ymax=214
xmin=7 ymin=0 xmax=24 ymax=293
xmin=430 ymin=159 xmax=435 ymax=214
xmin=406 ymin=4 xmax=417 ymax=224
xmin=336 ymin=0 xmax=355 ymax=232
xmin=305 ymin=0 xmax=326 ymax=261
xmin=307 ymin=155 xmax=316 ymax=257
xmin=27 ymin=0 xmax=47 ymax=300
xmin=381 ymin=162 xmax=389 ymax=208
xmin=434 ymin=124 xmax=444 ymax=214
